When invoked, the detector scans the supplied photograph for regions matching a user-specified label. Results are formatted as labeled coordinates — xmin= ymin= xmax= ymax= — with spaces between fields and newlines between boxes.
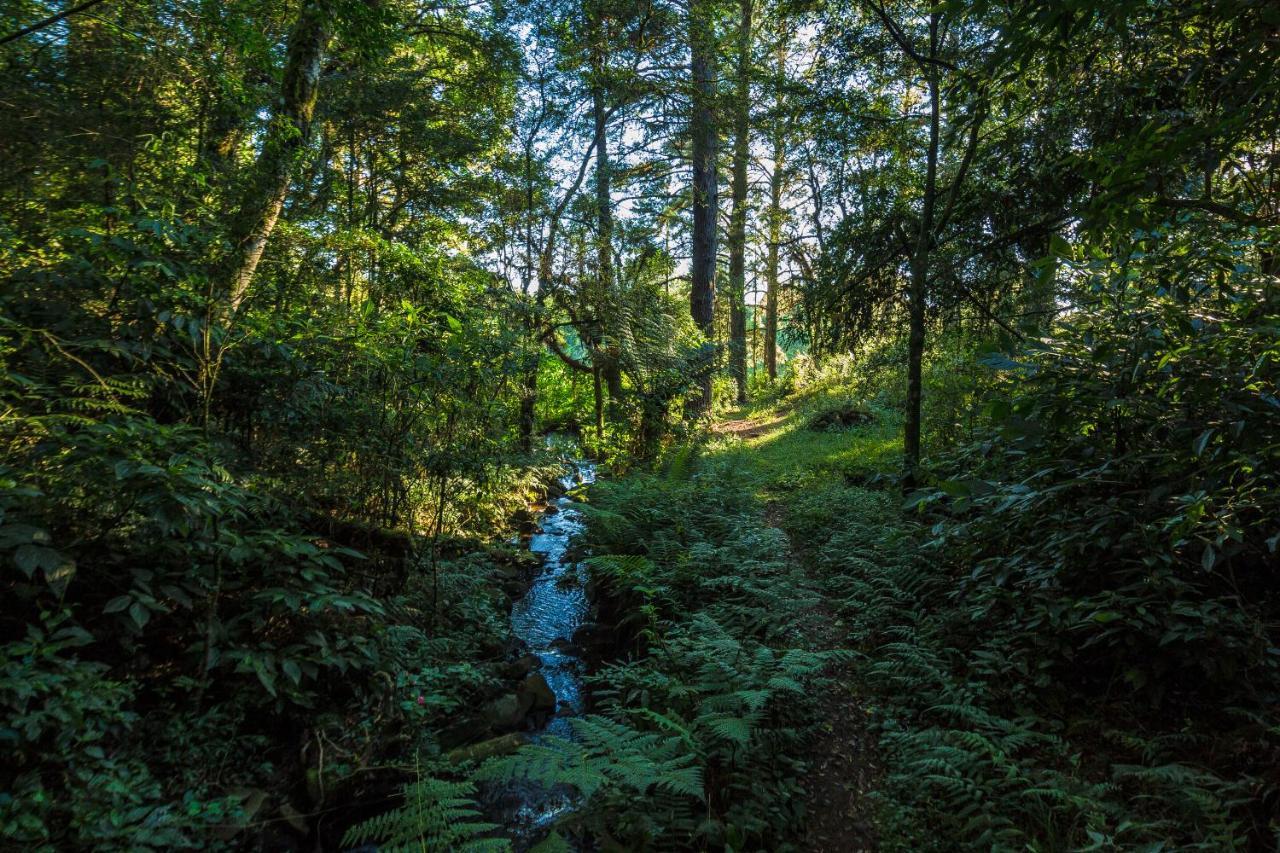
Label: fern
xmin=341 ymin=774 xmax=508 ymax=853
xmin=477 ymin=715 xmax=705 ymax=802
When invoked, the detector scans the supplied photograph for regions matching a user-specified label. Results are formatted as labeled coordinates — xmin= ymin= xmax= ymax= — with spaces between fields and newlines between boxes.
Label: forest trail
xmin=709 ymin=405 xmax=889 ymax=851
xmin=712 ymin=413 xmax=787 ymax=440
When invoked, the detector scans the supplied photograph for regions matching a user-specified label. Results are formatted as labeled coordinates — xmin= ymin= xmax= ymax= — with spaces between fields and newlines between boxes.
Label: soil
xmin=713 ymin=415 xmax=788 ymax=440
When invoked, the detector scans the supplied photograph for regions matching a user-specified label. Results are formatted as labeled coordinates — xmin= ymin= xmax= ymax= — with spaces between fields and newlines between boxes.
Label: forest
xmin=1 ymin=0 xmax=1278 ymax=849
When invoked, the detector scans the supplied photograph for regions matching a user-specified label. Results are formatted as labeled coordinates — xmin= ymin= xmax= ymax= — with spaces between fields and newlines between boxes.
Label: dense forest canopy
xmin=1 ymin=0 xmax=1277 ymax=849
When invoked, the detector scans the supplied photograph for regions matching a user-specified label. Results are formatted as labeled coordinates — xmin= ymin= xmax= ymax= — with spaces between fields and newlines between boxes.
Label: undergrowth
xmin=473 ymin=458 xmax=837 ymax=850
xmin=771 ymin=351 xmax=1279 ymax=850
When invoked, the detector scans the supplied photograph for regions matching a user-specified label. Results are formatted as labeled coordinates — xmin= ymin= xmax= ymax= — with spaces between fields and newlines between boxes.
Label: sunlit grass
xmin=707 ymin=398 xmax=903 ymax=497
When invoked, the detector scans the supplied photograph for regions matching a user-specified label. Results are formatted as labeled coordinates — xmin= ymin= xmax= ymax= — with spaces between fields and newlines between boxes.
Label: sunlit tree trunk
xmin=220 ymin=0 xmax=333 ymax=315
xmin=688 ymin=0 xmax=719 ymax=412
xmin=517 ymin=123 xmax=542 ymax=452
xmin=726 ymin=0 xmax=753 ymax=404
xmin=590 ymin=12 xmax=624 ymax=415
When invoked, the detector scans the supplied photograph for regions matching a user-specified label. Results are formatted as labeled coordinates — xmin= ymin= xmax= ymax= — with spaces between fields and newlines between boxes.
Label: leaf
xmin=104 ymin=595 xmax=133 ymax=614
xmin=14 ymin=544 xmax=62 ymax=578
xmin=530 ymin=832 xmax=572 ymax=853
xmin=1201 ymin=544 xmax=1216 ymax=571
xmin=282 ymin=659 xmax=302 ymax=685
xmin=129 ymin=601 xmax=151 ymax=630
xmin=1193 ymin=428 xmax=1214 ymax=457
xmin=0 ymin=523 xmax=48 ymax=548
xmin=253 ymin=659 xmax=278 ymax=697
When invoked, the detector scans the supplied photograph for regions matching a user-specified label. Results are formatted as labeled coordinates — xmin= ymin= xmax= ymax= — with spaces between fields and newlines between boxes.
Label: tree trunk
xmin=219 ymin=0 xmax=333 ymax=315
xmin=518 ymin=140 xmax=540 ymax=452
xmin=590 ymin=19 xmax=625 ymax=419
xmin=904 ymin=15 xmax=941 ymax=485
xmin=726 ymin=0 xmax=753 ymax=405
xmin=763 ymin=45 xmax=787 ymax=382
xmin=688 ymin=0 xmax=719 ymax=412
xmin=518 ymin=350 xmax=539 ymax=452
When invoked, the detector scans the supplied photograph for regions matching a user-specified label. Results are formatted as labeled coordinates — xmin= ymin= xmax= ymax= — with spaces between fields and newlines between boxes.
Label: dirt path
xmin=712 ymin=414 xmax=787 ymax=440
xmin=765 ymin=499 xmax=878 ymax=853
xmin=799 ymin=640 xmax=878 ymax=852
xmin=713 ymin=411 xmax=880 ymax=850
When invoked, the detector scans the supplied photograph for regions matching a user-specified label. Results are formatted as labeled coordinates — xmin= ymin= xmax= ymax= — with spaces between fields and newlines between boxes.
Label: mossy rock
xmin=445 ymin=733 xmax=529 ymax=765
xmin=807 ymin=408 xmax=873 ymax=431
xmin=517 ymin=672 xmax=556 ymax=711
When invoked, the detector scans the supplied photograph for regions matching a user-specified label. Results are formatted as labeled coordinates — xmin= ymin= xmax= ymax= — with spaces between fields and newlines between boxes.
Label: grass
xmin=705 ymin=395 xmax=904 ymax=498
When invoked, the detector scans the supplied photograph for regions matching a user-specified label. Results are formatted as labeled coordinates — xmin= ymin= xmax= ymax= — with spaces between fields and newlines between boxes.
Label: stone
xmin=517 ymin=671 xmax=556 ymax=711
xmin=572 ymin=621 xmax=613 ymax=650
xmin=500 ymin=654 xmax=541 ymax=680
xmin=481 ymin=693 xmax=528 ymax=729
xmin=550 ymin=637 xmax=578 ymax=655
xmin=437 ymin=714 xmax=490 ymax=750
xmin=445 ymin=733 xmax=529 ymax=765
xmin=213 ymin=788 xmax=269 ymax=840
xmin=491 ymin=562 xmax=521 ymax=581
xmin=808 ymin=407 xmax=873 ymax=431
xmin=278 ymin=801 xmax=309 ymax=835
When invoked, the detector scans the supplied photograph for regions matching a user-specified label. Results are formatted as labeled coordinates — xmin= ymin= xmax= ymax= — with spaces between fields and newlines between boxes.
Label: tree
xmin=687 ymin=0 xmax=719 ymax=412
xmin=218 ymin=0 xmax=335 ymax=316
xmin=761 ymin=40 xmax=789 ymax=382
xmin=725 ymin=0 xmax=753 ymax=403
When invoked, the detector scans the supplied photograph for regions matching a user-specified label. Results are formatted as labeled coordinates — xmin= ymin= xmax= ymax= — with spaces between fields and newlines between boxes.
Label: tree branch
xmin=542 ymin=330 xmax=595 ymax=373
xmin=1 ymin=0 xmax=110 ymax=46
xmin=866 ymin=1 xmax=958 ymax=73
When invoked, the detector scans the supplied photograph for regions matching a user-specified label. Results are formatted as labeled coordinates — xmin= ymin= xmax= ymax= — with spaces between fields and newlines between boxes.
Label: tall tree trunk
xmin=726 ymin=0 xmax=753 ymax=404
xmin=688 ymin=0 xmax=719 ymax=412
xmin=518 ymin=139 xmax=541 ymax=453
xmin=763 ymin=161 xmax=782 ymax=381
xmin=590 ymin=16 xmax=624 ymax=416
xmin=219 ymin=0 xmax=333 ymax=315
xmin=763 ymin=45 xmax=787 ymax=382
xmin=904 ymin=15 xmax=941 ymax=485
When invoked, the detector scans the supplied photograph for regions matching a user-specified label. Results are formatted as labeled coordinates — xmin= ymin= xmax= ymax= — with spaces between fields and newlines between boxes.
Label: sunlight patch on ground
xmin=708 ymin=404 xmax=902 ymax=494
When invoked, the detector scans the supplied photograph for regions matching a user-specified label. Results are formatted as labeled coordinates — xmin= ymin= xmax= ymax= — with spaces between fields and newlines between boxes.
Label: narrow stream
xmin=485 ymin=457 xmax=596 ymax=845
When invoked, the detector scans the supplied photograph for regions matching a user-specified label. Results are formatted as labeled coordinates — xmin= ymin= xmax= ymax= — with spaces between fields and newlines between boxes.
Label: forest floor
xmin=706 ymin=399 xmax=904 ymax=851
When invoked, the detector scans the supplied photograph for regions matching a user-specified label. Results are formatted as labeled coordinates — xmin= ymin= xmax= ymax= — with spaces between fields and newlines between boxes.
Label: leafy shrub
xmin=926 ymin=229 xmax=1280 ymax=706
xmin=0 ymin=612 xmax=239 ymax=848
xmin=801 ymin=225 xmax=1280 ymax=849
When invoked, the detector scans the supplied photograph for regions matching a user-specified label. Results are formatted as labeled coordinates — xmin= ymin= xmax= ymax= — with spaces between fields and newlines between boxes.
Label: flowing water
xmin=485 ymin=457 xmax=596 ymax=844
